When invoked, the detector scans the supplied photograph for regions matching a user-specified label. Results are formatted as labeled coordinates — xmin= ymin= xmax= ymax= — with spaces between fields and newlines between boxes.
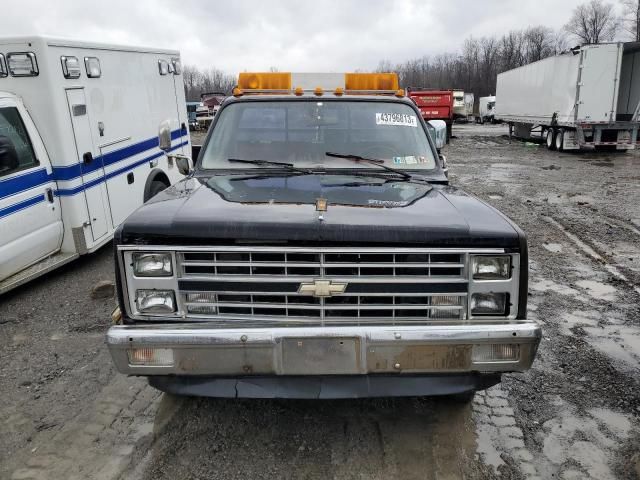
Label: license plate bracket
xmin=281 ymin=337 xmax=360 ymax=375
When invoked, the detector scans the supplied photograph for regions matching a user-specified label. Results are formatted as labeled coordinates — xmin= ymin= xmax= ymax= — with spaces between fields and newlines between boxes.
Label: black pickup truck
xmin=106 ymin=73 xmax=540 ymax=400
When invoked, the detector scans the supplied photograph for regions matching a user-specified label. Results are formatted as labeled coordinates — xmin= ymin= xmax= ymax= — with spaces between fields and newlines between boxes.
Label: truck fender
xmin=143 ymin=169 xmax=170 ymax=202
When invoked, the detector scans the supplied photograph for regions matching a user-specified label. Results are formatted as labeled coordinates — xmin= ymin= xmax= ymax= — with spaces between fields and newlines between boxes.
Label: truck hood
xmin=118 ymin=173 xmax=521 ymax=248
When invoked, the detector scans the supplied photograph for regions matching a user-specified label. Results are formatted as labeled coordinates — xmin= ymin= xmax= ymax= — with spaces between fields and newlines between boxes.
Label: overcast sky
xmin=4 ymin=0 xmax=604 ymax=74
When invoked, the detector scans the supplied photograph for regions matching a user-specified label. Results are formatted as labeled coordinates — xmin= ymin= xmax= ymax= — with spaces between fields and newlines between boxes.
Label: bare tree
xmin=621 ymin=0 xmax=640 ymax=41
xmin=565 ymin=0 xmax=620 ymax=44
xmin=182 ymin=65 xmax=236 ymax=101
xmin=380 ymin=25 xmax=564 ymax=97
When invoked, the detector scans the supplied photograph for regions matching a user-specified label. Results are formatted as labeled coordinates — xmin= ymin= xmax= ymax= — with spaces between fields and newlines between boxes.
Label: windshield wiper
xmin=325 ymin=152 xmax=412 ymax=179
xmin=227 ymin=158 xmax=313 ymax=175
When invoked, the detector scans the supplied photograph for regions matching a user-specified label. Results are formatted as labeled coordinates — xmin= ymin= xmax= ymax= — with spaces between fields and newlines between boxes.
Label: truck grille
xmin=177 ymin=248 xmax=469 ymax=325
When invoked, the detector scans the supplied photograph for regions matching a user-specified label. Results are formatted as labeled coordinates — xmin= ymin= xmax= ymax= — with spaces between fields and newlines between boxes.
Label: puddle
xmin=560 ymin=312 xmax=599 ymax=335
xmin=543 ymin=243 xmax=563 ymax=253
xmin=530 ymin=279 xmax=578 ymax=296
xmin=563 ymin=311 xmax=640 ymax=370
xmin=575 ymin=280 xmax=617 ymax=301
xmin=475 ymin=423 xmax=506 ymax=472
xmin=584 ymin=326 xmax=640 ymax=370
xmin=537 ymin=398 xmax=635 ymax=480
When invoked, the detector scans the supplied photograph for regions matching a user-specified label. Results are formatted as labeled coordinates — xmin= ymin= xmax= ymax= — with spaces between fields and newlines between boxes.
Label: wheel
xmin=555 ymin=128 xmax=564 ymax=151
xmin=146 ymin=180 xmax=168 ymax=201
xmin=545 ymin=128 xmax=556 ymax=150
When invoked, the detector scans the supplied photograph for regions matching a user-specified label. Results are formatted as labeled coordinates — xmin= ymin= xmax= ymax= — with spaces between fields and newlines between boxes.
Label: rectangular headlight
xmin=132 ymin=252 xmax=172 ymax=277
xmin=472 ymin=255 xmax=511 ymax=280
xmin=471 ymin=292 xmax=507 ymax=315
xmin=136 ymin=289 xmax=176 ymax=314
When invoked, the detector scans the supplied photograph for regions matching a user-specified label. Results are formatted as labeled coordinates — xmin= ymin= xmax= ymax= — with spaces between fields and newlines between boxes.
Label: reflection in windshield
xmin=200 ymin=100 xmax=437 ymax=170
xmin=204 ymin=174 xmax=433 ymax=209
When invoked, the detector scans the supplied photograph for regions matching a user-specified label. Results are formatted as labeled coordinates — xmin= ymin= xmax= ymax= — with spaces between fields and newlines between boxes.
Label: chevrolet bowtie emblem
xmin=298 ymin=280 xmax=347 ymax=297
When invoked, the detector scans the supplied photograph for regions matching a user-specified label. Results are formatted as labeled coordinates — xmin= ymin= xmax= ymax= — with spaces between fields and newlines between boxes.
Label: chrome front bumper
xmin=106 ymin=322 xmax=541 ymax=376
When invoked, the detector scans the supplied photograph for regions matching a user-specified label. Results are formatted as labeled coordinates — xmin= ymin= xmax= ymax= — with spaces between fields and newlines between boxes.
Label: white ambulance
xmin=0 ymin=36 xmax=190 ymax=294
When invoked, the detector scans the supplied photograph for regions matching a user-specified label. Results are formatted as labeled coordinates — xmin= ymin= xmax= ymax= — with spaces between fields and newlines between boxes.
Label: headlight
xmin=472 ymin=256 xmax=511 ymax=280
xmin=471 ymin=293 xmax=507 ymax=315
xmin=136 ymin=289 xmax=176 ymax=313
xmin=132 ymin=252 xmax=172 ymax=277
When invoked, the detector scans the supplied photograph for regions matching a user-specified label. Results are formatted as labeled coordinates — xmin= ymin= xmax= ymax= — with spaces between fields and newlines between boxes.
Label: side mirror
xmin=158 ymin=120 xmax=172 ymax=152
xmin=0 ymin=135 xmax=19 ymax=174
xmin=427 ymin=119 xmax=447 ymax=150
xmin=439 ymin=153 xmax=449 ymax=178
xmin=169 ymin=154 xmax=193 ymax=176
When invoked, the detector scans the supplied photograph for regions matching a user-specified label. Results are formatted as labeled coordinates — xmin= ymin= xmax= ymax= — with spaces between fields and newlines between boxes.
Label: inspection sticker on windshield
xmin=376 ymin=113 xmax=418 ymax=127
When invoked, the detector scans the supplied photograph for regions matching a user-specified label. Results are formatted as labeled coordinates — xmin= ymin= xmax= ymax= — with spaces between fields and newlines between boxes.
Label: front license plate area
xmin=367 ymin=344 xmax=472 ymax=372
xmin=281 ymin=337 xmax=360 ymax=375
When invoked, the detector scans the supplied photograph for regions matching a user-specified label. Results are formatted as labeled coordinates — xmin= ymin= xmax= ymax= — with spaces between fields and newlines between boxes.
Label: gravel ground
xmin=1 ymin=124 xmax=639 ymax=479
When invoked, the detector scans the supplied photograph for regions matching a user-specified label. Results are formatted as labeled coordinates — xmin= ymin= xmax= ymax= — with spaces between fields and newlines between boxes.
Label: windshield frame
xmin=194 ymin=96 xmax=446 ymax=179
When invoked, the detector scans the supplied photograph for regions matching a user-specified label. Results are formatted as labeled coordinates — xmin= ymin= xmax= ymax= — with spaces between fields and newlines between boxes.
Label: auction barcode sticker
xmin=376 ymin=112 xmax=418 ymax=127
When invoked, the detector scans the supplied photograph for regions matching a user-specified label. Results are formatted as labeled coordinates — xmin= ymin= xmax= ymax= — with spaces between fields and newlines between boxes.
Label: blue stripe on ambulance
xmin=55 ymin=140 xmax=189 ymax=196
xmin=0 ymin=194 xmax=46 ymax=219
xmin=0 ymin=129 xmax=188 ymax=201
xmin=0 ymin=168 xmax=52 ymax=199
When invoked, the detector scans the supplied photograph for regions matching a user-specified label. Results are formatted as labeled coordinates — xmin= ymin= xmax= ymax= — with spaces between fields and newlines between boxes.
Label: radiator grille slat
xmin=178 ymin=248 xmax=468 ymax=325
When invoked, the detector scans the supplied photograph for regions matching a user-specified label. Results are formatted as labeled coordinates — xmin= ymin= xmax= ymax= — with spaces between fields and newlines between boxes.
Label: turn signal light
xmin=472 ymin=344 xmax=520 ymax=363
xmin=127 ymin=348 xmax=174 ymax=366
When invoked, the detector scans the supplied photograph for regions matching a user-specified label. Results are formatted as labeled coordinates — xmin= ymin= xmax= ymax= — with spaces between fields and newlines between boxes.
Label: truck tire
xmin=555 ymin=129 xmax=564 ymax=152
xmin=545 ymin=128 xmax=556 ymax=150
xmin=147 ymin=180 xmax=167 ymax=200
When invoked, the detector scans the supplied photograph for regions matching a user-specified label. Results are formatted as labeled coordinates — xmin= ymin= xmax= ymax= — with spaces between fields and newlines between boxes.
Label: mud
xmin=0 ymin=123 xmax=638 ymax=479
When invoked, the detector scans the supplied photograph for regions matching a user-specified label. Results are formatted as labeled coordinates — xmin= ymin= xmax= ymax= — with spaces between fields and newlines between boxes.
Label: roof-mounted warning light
xmin=233 ymin=72 xmax=402 ymax=97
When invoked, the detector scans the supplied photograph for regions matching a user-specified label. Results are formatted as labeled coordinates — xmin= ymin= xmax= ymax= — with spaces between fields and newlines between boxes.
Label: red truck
xmin=406 ymin=88 xmax=453 ymax=142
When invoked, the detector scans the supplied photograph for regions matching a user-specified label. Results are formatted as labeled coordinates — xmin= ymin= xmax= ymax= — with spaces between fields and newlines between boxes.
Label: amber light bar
xmin=233 ymin=72 xmax=404 ymax=97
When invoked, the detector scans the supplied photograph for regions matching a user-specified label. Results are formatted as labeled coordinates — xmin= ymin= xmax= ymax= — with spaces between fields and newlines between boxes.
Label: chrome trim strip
xmin=117 ymin=245 xmax=507 ymax=254
xmin=106 ymin=322 xmax=541 ymax=376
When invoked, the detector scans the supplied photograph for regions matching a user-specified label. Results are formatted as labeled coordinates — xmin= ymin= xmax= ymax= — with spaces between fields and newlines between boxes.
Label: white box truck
xmin=496 ymin=42 xmax=640 ymax=151
xmin=0 ymin=36 xmax=190 ymax=294
xmin=452 ymin=90 xmax=466 ymax=120
xmin=475 ymin=96 xmax=496 ymax=124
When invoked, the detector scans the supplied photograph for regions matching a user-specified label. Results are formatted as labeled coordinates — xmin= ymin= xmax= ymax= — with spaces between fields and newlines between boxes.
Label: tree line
xmin=182 ymin=0 xmax=640 ymax=100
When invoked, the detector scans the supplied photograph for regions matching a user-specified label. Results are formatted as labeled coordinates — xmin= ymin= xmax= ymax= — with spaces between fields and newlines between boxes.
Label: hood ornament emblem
xmin=316 ymin=197 xmax=328 ymax=221
xmin=298 ymin=280 xmax=347 ymax=297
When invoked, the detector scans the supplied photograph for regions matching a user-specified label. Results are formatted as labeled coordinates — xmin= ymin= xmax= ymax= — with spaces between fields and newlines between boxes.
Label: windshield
xmin=200 ymin=100 xmax=437 ymax=170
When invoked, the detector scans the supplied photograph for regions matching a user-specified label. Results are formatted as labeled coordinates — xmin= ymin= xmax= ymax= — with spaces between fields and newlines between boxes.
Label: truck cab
xmin=106 ymin=72 xmax=540 ymax=399
xmin=0 ymin=92 xmax=64 ymax=282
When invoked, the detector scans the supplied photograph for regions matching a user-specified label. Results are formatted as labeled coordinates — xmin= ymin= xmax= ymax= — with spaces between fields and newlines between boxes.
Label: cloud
xmin=3 ymin=0 xmax=589 ymax=75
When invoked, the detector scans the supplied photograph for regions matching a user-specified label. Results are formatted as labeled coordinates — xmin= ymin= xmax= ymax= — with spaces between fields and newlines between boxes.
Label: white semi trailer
xmin=496 ymin=42 xmax=640 ymax=151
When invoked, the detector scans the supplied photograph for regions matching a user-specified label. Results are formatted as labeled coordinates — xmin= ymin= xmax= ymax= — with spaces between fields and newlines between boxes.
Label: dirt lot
xmin=1 ymin=124 xmax=639 ymax=479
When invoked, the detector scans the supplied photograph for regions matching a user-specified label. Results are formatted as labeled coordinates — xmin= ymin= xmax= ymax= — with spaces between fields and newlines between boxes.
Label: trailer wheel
xmin=555 ymin=129 xmax=564 ymax=152
xmin=545 ymin=128 xmax=556 ymax=150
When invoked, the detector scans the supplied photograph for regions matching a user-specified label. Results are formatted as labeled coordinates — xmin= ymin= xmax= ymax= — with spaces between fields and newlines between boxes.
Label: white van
xmin=0 ymin=36 xmax=190 ymax=294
